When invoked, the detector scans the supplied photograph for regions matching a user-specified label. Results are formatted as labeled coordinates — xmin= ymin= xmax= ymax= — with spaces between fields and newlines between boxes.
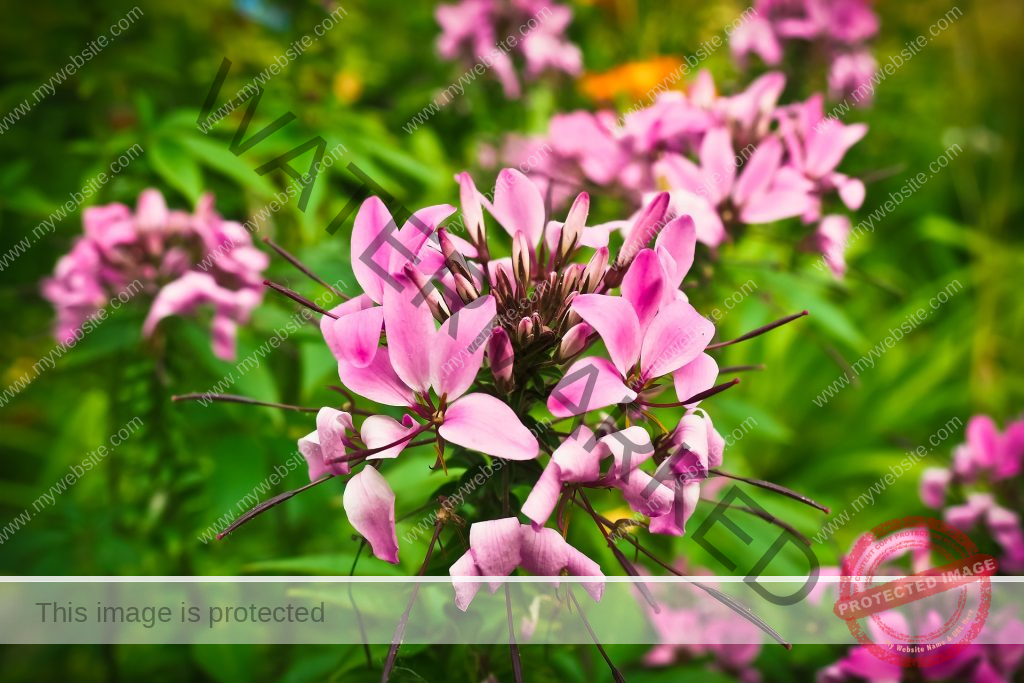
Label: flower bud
xmin=558 ymin=322 xmax=592 ymax=361
xmin=487 ymin=327 xmax=514 ymax=385
xmin=617 ymin=192 xmax=669 ymax=269
xmin=403 ymin=264 xmax=449 ymax=322
xmin=454 ymin=273 xmax=479 ymax=303
xmin=559 ymin=192 xmax=589 ymax=260
xmin=581 ymin=246 xmax=609 ymax=293
xmin=516 ymin=316 xmax=532 ymax=343
xmin=512 ymin=230 xmax=531 ymax=287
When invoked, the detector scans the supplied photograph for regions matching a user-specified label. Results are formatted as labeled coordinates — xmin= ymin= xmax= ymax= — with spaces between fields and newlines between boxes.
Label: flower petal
xmin=621 ymin=249 xmax=665 ymax=334
xmin=547 ymin=357 xmax=637 ymax=417
xmin=337 ymin=345 xmax=416 ymax=407
xmin=343 ymin=467 xmax=399 ymax=564
xmin=350 ymin=197 xmax=396 ymax=305
xmin=361 ymin=414 xmax=420 ymax=460
xmin=469 ymin=518 xmax=523 ymax=580
xmin=521 ymin=462 xmax=564 ymax=528
xmin=640 ymin=301 xmax=715 ymax=380
xmin=490 ymin=168 xmax=545 ymax=245
xmin=382 ymin=272 xmax=436 ymax=394
xmin=431 ymin=295 xmax=497 ymax=400
xmin=673 ymin=353 xmax=719 ymax=406
xmin=449 ymin=550 xmax=482 ymax=611
xmin=440 ymin=393 xmax=539 ymax=460
xmin=699 ymin=128 xmax=737 ymax=204
xmin=654 ymin=215 xmax=697 ymax=289
xmin=733 ymin=135 xmax=783 ymax=207
xmin=571 ymin=294 xmax=642 ymax=376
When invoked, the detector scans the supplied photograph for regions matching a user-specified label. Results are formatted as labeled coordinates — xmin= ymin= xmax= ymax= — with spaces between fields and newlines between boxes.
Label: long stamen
xmin=706 ymin=310 xmax=808 ymax=349
xmin=640 ymin=378 xmax=741 ymax=408
xmin=567 ymin=586 xmax=626 ymax=683
xmin=325 ymin=423 xmax=435 ymax=464
xmin=710 ymin=468 xmax=830 ymax=513
xmin=381 ymin=520 xmax=443 ymax=683
xmin=264 ymin=280 xmax=339 ymax=318
xmin=262 ymin=237 xmax=347 ymax=299
xmin=172 ymin=393 xmax=319 ymax=412
xmin=701 ymin=497 xmax=812 ymax=546
xmin=719 ymin=364 xmax=765 ymax=374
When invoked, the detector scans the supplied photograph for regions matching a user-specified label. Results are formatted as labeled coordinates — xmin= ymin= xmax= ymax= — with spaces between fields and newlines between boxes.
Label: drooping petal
xmin=317 ymin=407 xmax=354 ymax=467
xmin=343 ymin=467 xmax=399 ymax=564
xmin=673 ymin=353 xmax=719 ymax=406
xmin=440 ymin=393 xmax=539 ymax=460
xmin=547 ymin=357 xmax=637 ymax=417
xmin=640 ymin=301 xmax=715 ymax=380
xmin=621 ymin=249 xmax=665 ymax=335
xmin=571 ymin=294 xmax=642 ymax=376
xmin=552 ymin=426 xmax=602 ymax=481
xmin=521 ymin=462 xmax=564 ymax=528
xmin=468 ymin=517 xmax=523 ymax=581
xmin=602 ymin=426 xmax=655 ymax=479
xmin=361 ymin=414 xmax=420 ymax=460
xmin=337 ymin=345 xmax=416 ymax=407
xmin=430 ymin=295 xmax=497 ymax=400
xmin=670 ymin=414 xmax=710 ymax=480
xmin=648 ymin=481 xmax=701 ymax=536
xmin=382 ymin=272 xmax=435 ymax=394
xmin=449 ymin=550 xmax=482 ymax=611
xmin=565 ymin=544 xmax=605 ymax=601
xmin=490 ymin=168 xmax=545 ymax=246
xmin=518 ymin=526 xmax=571 ymax=576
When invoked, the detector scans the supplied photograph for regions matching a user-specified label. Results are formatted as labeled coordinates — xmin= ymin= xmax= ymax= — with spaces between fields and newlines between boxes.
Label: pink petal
xmin=966 ymin=415 xmax=1000 ymax=469
xmin=449 ymin=550 xmax=482 ymax=611
xmin=518 ymin=526 xmax=571 ymax=576
xmin=565 ymin=544 xmax=605 ymax=601
xmin=733 ymin=135 xmax=783 ymax=207
xmin=648 ymin=481 xmax=701 ymax=536
xmin=640 ymin=301 xmax=715 ymax=380
xmin=361 ymin=414 xmax=420 ymax=460
xmin=521 ymin=462 xmax=564 ymax=528
xmin=343 ymin=467 xmax=399 ymax=564
xmin=920 ymin=468 xmax=951 ymax=509
xmin=571 ymin=294 xmax=642 ymax=376
xmin=491 ymin=168 xmax=545 ymax=246
xmin=317 ymin=407 xmax=354 ymax=468
xmin=382 ymin=272 xmax=435 ymax=394
xmin=602 ymin=426 xmax=655 ymax=479
xmin=487 ymin=327 xmax=514 ymax=383
xmin=699 ymin=128 xmax=736 ymax=204
xmin=655 ymin=153 xmax=705 ymax=196
xmin=430 ymin=295 xmax=497 ymax=400
xmin=350 ymin=197 xmax=396 ymax=305
xmin=547 ymin=357 xmax=637 ymax=417
xmin=834 ymin=174 xmax=866 ymax=210
xmin=670 ymin=414 xmax=710 ymax=480
xmin=620 ymin=192 xmax=670 ymax=265
xmin=654 ymin=215 xmax=697 ymax=289
xmin=673 ymin=354 xmax=719 ymax=406
xmin=136 ymin=189 xmax=168 ymax=230
xmin=389 ymin=204 xmax=455 ymax=274
xmin=739 ymin=190 xmax=815 ymax=224
xmin=324 ymin=304 xmax=384 ymax=368
xmin=337 ymin=345 xmax=416 ymax=407
xmin=455 ymin=172 xmax=486 ymax=242
xmin=469 ymin=518 xmax=523 ymax=579
xmin=440 ymin=393 xmax=539 ymax=460
xmin=621 ymin=249 xmax=665 ymax=334
xmin=662 ymin=190 xmax=727 ymax=247
xmin=552 ymin=426 xmax=602 ymax=481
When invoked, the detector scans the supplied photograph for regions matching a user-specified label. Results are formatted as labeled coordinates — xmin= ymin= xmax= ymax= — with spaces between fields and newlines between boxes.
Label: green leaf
xmin=150 ymin=139 xmax=203 ymax=203
xmin=178 ymin=133 xmax=277 ymax=198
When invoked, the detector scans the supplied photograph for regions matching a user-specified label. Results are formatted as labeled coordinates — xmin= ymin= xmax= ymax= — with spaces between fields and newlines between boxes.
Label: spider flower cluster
xmin=920 ymin=415 xmax=1024 ymax=572
xmin=731 ymin=0 xmax=880 ymax=104
xmin=436 ymin=0 xmax=582 ymax=99
xmin=296 ymin=167 xmax=769 ymax=607
xmin=503 ymin=70 xmax=867 ymax=277
xmin=41 ymin=189 xmax=267 ymax=360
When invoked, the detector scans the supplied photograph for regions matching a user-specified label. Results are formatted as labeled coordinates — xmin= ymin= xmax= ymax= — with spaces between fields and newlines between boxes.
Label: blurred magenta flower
xmin=41 ymin=189 xmax=267 ymax=360
xmin=436 ymin=0 xmax=581 ymax=98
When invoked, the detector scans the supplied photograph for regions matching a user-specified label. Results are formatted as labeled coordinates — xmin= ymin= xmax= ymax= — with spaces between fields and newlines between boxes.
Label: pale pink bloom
xmin=336 ymin=276 xmax=539 ymax=461
xmin=954 ymin=415 xmax=1024 ymax=482
xmin=816 ymin=214 xmax=852 ymax=278
xmin=449 ymin=518 xmax=604 ymax=610
xmin=297 ymin=408 xmax=356 ymax=480
xmin=343 ymin=467 xmax=400 ymax=564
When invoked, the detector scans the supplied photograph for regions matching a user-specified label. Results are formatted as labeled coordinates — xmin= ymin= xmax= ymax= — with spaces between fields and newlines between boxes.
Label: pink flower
xmin=815 ymin=214 xmax=852 ymax=278
xmin=298 ymin=408 xmax=356 ymax=480
xmin=449 ymin=518 xmax=604 ymax=610
xmin=41 ymin=189 xmax=267 ymax=360
xmin=547 ymin=238 xmax=715 ymax=417
xmin=336 ymin=276 xmax=539 ymax=461
xmin=954 ymin=415 xmax=1024 ymax=482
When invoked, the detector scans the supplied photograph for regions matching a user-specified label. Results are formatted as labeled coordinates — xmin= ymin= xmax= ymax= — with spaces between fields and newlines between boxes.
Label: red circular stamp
xmin=833 ymin=516 xmax=997 ymax=668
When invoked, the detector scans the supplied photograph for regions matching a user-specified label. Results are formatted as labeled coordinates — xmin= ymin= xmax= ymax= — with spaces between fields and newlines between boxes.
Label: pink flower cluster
xmin=504 ymin=71 xmax=867 ymax=276
xmin=920 ymin=415 xmax=1024 ymax=572
xmin=298 ymin=167 xmax=748 ymax=607
xmin=41 ymin=189 xmax=267 ymax=360
xmin=731 ymin=0 xmax=880 ymax=104
xmin=436 ymin=0 xmax=582 ymax=99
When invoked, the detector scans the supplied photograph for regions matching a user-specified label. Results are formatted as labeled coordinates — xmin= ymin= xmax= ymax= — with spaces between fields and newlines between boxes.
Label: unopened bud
xmin=617 ymin=192 xmax=669 ymax=269
xmin=558 ymin=322 xmax=592 ymax=361
xmin=403 ymin=264 xmax=450 ymax=322
xmin=581 ymin=246 xmax=609 ymax=293
xmin=454 ymin=273 xmax=479 ymax=303
xmin=487 ymin=327 xmax=514 ymax=384
xmin=516 ymin=317 xmax=532 ymax=343
xmin=512 ymin=230 xmax=531 ymax=287
xmin=559 ymin=192 xmax=589 ymax=260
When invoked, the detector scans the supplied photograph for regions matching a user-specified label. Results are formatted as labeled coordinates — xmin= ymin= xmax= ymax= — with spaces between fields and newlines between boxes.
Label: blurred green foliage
xmin=1 ymin=0 xmax=1023 ymax=680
